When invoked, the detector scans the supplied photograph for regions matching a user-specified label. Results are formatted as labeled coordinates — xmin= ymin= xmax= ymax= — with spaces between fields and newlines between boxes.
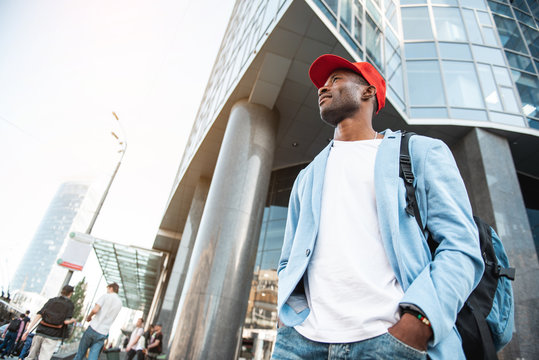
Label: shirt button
xmin=305 ymin=249 xmax=311 ymax=256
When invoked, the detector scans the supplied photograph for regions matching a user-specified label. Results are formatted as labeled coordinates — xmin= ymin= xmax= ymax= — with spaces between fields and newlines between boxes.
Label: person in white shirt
xmin=125 ymin=318 xmax=144 ymax=360
xmin=73 ymin=283 xmax=123 ymax=360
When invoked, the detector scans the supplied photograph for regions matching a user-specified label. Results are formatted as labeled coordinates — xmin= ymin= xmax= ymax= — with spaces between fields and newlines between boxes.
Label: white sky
xmin=0 ymin=0 xmax=236 ymax=291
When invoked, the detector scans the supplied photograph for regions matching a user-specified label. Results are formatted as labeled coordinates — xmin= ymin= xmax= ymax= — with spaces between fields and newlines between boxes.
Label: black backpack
xmin=399 ymin=132 xmax=515 ymax=359
xmin=7 ymin=318 xmax=21 ymax=332
xmin=41 ymin=296 xmax=70 ymax=326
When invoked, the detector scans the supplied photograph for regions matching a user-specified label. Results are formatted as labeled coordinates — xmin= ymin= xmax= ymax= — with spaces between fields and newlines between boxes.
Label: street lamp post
xmin=61 ymin=112 xmax=127 ymax=288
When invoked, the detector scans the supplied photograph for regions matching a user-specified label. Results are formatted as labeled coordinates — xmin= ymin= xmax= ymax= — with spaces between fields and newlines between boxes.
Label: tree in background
xmin=71 ymin=277 xmax=87 ymax=321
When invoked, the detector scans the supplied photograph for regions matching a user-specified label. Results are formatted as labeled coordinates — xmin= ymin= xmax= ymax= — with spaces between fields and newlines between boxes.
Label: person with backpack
xmin=272 ymin=54 xmax=513 ymax=360
xmin=21 ymin=285 xmax=75 ymax=360
xmin=0 ymin=314 xmax=24 ymax=358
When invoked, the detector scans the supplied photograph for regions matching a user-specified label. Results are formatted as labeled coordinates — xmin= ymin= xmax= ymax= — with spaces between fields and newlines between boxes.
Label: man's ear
xmin=361 ymin=85 xmax=377 ymax=101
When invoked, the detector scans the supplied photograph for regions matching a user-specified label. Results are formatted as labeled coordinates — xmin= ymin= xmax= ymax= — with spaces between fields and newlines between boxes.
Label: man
xmin=144 ymin=324 xmax=162 ymax=360
xmin=273 ymin=54 xmax=484 ymax=359
xmin=73 ymin=283 xmax=122 ymax=360
xmin=22 ymin=285 xmax=75 ymax=360
xmin=11 ymin=311 xmax=31 ymax=357
xmin=125 ymin=318 xmax=144 ymax=360
xmin=0 ymin=314 xmax=24 ymax=358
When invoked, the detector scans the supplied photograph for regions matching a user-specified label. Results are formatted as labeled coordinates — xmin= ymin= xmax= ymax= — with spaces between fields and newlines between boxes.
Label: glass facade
xmin=240 ymin=164 xmax=306 ymax=360
xmin=11 ymin=182 xmax=88 ymax=293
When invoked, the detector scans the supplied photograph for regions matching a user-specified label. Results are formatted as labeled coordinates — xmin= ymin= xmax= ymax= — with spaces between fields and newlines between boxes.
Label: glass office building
xmin=11 ymin=182 xmax=88 ymax=294
xmin=151 ymin=0 xmax=538 ymax=358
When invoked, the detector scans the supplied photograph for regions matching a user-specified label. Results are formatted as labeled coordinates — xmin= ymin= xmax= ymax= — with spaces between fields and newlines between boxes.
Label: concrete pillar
xmin=156 ymin=177 xmax=210 ymax=351
xmin=168 ymin=99 xmax=278 ymax=360
xmin=452 ymin=128 xmax=539 ymax=359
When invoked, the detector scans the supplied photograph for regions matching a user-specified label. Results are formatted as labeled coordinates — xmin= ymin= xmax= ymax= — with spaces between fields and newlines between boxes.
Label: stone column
xmin=168 ymin=99 xmax=279 ymax=360
xmin=452 ymin=127 xmax=539 ymax=359
xmin=156 ymin=177 xmax=210 ymax=351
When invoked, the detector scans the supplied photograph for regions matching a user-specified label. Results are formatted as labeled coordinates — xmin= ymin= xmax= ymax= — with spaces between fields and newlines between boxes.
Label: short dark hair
xmin=139 ymin=318 xmax=145 ymax=323
xmin=20 ymin=313 xmax=26 ymax=318
xmin=61 ymin=285 xmax=74 ymax=296
xmin=25 ymin=310 xmax=30 ymax=315
xmin=107 ymin=282 xmax=119 ymax=293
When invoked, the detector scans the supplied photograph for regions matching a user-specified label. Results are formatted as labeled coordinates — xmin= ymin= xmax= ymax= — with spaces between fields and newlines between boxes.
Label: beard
xmin=320 ymin=100 xmax=360 ymax=127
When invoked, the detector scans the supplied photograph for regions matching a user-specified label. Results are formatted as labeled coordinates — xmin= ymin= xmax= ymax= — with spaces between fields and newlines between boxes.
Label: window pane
xmin=405 ymin=42 xmax=437 ymax=58
xmin=365 ymin=15 xmax=383 ymax=69
xmin=505 ymin=51 xmax=534 ymax=72
xmin=433 ymin=7 xmax=467 ymax=42
xmin=514 ymin=9 xmax=535 ymax=27
xmin=367 ymin=0 xmax=382 ymax=26
xmin=401 ymin=0 xmax=426 ymax=3
xmin=472 ymin=45 xmax=505 ymax=66
xmin=493 ymin=15 xmax=528 ymax=53
xmin=353 ymin=15 xmax=362 ymax=45
xmin=460 ymin=0 xmax=487 ymax=10
xmin=462 ymin=9 xmax=483 ymax=44
xmin=442 ymin=61 xmax=484 ymax=108
xmin=490 ymin=112 xmax=526 ymax=126
xmin=520 ymin=25 xmax=539 ymax=59
xmin=451 ymin=108 xmax=488 ymax=120
xmin=432 ymin=0 xmax=457 ymax=4
xmin=500 ymin=87 xmax=521 ymax=113
xmin=477 ymin=11 xmax=492 ymax=25
xmin=482 ymin=27 xmax=498 ymax=46
xmin=410 ymin=107 xmax=449 ymax=117
xmin=512 ymin=70 xmax=539 ymax=117
xmin=493 ymin=66 xmax=513 ymax=86
xmin=401 ymin=7 xmax=433 ymax=40
xmin=406 ymin=61 xmax=446 ymax=106
xmin=316 ymin=0 xmax=338 ymax=25
xmin=340 ymin=0 xmax=353 ymax=30
xmin=477 ymin=64 xmax=503 ymax=111
xmin=439 ymin=42 xmax=472 ymax=60
xmin=487 ymin=0 xmax=512 ymax=17
xmin=512 ymin=0 xmax=531 ymax=14
xmin=527 ymin=0 xmax=539 ymax=19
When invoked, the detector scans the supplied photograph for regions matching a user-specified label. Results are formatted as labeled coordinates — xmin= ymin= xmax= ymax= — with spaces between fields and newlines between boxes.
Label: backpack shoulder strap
xmin=399 ymin=132 xmax=437 ymax=254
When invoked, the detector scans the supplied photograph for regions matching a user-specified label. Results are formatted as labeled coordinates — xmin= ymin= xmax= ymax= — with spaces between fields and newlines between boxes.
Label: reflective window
xmin=439 ymin=43 xmax=472 ymax=60
xmin=482 ymin=27 xmax=498 ymax=46
xmin=460 ymin=0 xmax=487 ymax=10
xmin=315 ymin=0 xmax=338 ymax=25
xmin=514 ymin=9 xmax=535 ymax=27
xmin=493 ymin=66 xmax=513 ymax=86
xmin=505 ymin=51 xmax=535 ymax=72
xmin=477 ymin=64 xmax=503 ymax=111
xmin=477 ymin=11 xmax=492 ymax=25
xmin=526 ymin=0 xmax=538 ymax=19
xmin=366 ymin=15 xmax=383 ymax=69
xmin=490 ymin=112 xmax=526 ymax=125
xmin=353 ymin=3 xmax=363 ymax=45
xmin=340 ymin=0 xmax=353 ymax=30
xmin=499 ymin=87 xmax=521 ymax=113
xmin=450 ymin=108 xmax=488 ymax=120
xmin=520 ymin=25 xmax=539 ymax=59
xmin=512 ymin=0 xmax=532 ymax=14
xmin=493 ymin=15 xmax=528 ymax=53
xmin=385 ymin=0 xmax=399 ymax=31
xmin=432 ymin=0 xmax=458 ymax=5
xmin=406 ymin=61 xmax=446 ymax=106
xmin=367 ymin=0 xmax=382 ymax=26
xmin=512 ymin=70 xmax=539 ymax=117
xmin=472 ymin=45 xmax=506 ymax=65
xmin=487 ymin=0 xmax=513 ymax=17
xmin=462 ymin=9 xmax=483 ymax=44
xmin=410 ymin=107 xmax=449 ymax=118
xmin=442 ymin=61 xmax=484 ymax=108
xmin=433 ymin=7 xmax=468 ymax=42
xmin=401 ymin=0 xmax=427 ymax=4
xmin=405 ymin=42 xmax=437 ymax=58
xmin=401 ymin=7 xmax=433 ymax=40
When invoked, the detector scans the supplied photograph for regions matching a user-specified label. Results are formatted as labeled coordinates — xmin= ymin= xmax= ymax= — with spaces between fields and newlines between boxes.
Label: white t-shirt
xmin=128 ymin=327 xmax=144 ymax=350
xmin=90 ymin=292 xmax=123 ymax=335
xmin=295 ymin=139 xmax=404 ymax=343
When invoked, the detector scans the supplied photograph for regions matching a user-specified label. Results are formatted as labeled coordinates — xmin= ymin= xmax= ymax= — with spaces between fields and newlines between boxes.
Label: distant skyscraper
xmin=11 ymin=182 xmax=88 ymax=293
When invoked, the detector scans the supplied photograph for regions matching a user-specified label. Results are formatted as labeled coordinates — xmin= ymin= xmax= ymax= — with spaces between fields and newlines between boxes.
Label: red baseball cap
xmin=309 ymin=54 xmax=386 ymax=113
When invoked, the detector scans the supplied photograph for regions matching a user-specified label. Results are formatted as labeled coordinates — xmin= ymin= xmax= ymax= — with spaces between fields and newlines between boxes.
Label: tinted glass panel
xmin=365 ymin=15 xmax=383 ymax=69
xmin=514 ymin=9 xmax=535 ymax=27
xmin=433 ymin=7 xmax=467 ymax=42
xmin=439 ymin=43 xmax=472 ymax=60
xmin=460 ymin=0 xmax=487 ymax=10
xmin=410 ymin=107 xmax=449 ymax=117
xmin=477 ymin=11 xmax=492 ymax=25
xmin=477 ymin=64 xmax=503 ymax=111
xmin=405 ymin=42 xmax=437 ymax=58
xmin=462 ymin=9 xmax=483 ymax=44
xmin=451 ymin=108 xmax=488 ymax=120
xmin=401 ymin=7 xmax=433 ymax=40
xmin=500 ymin=87 xmax=521 ymax=113
xmin=512 ymin=70 xmax=539 ymax=117
xmin=490 ymin=112 xmax=526 ymax=125
xmin=521 ymin=25 xmax=539 ymax=59
xmin=493 ymin=66 xmax=513 ymax=86
xmin=505 ymin=51 xmax=534 ymax=72
xmin=442 ymin=61 xmax=484 ymax=108
xmin=432 ymin=0 xmax=458 ymax=4
xmin=493 ymin=15 xmax=528 ymax=53
xmin=487 ymin=0 xmax=512 ymax=17
xmin=482 ymin=27 xmax=498 ymax=46
xmin=406 ymin=61 xmax=445 ymax=106
xmin=400 ymin=0 xmax=427 ymax=4
xmin=340 ymin=0 xmax=353 ymax=29
xmin=472 ymin=45 xmax=506 ymax=65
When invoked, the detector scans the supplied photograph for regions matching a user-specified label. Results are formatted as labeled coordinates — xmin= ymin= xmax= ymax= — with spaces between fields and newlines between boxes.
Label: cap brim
xmin=309 ymin=54 xmax=359 ymax=88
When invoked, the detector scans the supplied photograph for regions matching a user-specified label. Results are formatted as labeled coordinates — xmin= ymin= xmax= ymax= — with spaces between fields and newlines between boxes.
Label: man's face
xmin=136 ymin=318 xmax=143 ymax=327
xmin=318 ymin=69 xmax=367 ymax=127
xmin=155 ymin=325 xmax=162 ymax=333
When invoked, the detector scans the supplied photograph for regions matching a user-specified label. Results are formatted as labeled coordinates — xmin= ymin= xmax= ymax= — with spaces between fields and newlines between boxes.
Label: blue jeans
xmin=272 ymin=327 xmax=427 ymax=360
xmin=73 ymin=326 xmax=108 ymax=360
xmin=18 ymin=333 xmax=34 ymax=359
xmin=0 ymin=331 xmax=18 ymax=356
